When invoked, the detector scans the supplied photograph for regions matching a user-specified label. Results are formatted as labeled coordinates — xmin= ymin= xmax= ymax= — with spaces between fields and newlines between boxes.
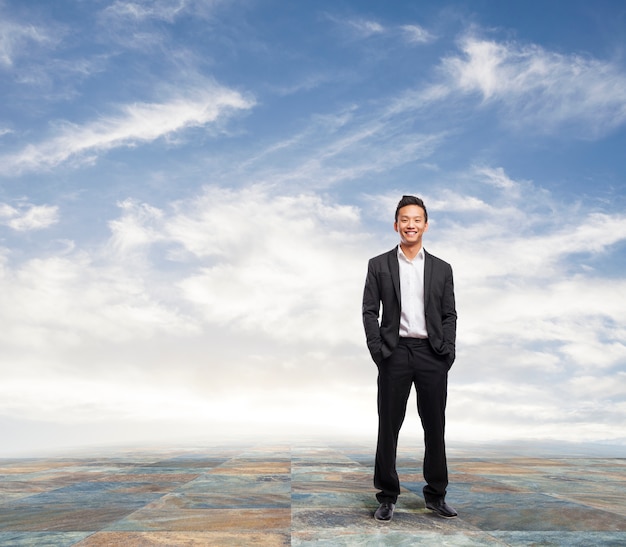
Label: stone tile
xmin=0 ymin=532 xmax=91 ymax=547
xmin=292 ymin=530 xmax=507 ymax=546
xmin=207 ymin=461 xmax=290 ymax=475
xmin=491 ymin=531 xmax=626 ymax=546
xmin=76 ymin=531 xmax=290 ymax=546
xmin=107 ymin=507 xmax=291 ymax=532
xmin=141 ymin=491 xmax=291 ymax=510
xmin=180 ymin=474 xmax=290 ymax=496
xmin=453 ymin=491 xmax=626 ymax=532
xmin=0 ymin=442 xmax=625 ymax=544
xmin=0 ymin=503 xmax=148 ymax=533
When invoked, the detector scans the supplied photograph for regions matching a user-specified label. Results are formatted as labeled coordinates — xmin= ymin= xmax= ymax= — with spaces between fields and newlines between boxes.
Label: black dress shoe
xmin=374 ymin=501 xmax=395 ymax=521
xmin=425 ymin=499 xmax=457 ymax=518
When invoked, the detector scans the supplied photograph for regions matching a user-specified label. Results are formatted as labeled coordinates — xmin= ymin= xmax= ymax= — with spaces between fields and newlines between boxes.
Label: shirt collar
xmin=398 ymin=245 xmax=425 ymax=263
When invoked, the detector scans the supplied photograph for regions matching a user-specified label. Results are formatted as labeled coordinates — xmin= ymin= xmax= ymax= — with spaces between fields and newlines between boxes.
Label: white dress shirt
xmin=398 ymin=245 xmax=428 ymax=339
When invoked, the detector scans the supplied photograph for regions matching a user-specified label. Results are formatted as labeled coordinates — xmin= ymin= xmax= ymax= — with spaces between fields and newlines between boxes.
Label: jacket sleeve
xmin=362 ymin=259 xmax=383 ymax=365
xmin=441 ymin=264 xmax=457 ymax=367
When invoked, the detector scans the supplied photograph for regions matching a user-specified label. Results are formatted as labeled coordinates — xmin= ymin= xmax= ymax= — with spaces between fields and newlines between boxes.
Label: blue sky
xmin=1 ymin=0 xmax=625 ymax=455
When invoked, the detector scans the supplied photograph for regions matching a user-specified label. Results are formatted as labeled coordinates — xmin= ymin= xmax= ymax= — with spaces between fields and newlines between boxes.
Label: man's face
xmin=394 ymin=204 xmax=428 ymax=247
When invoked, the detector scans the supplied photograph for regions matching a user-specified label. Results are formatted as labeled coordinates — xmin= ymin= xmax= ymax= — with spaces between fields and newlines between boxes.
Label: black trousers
xmin=374 ymin=337 xmax=449 ymax=504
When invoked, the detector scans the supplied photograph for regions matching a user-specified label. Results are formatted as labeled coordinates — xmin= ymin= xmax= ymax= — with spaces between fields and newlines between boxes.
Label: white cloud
xmin=0 ymin=18 xmax=56 ymax=68
xmin=401 ymin=24 xmax=435 ymax=44
xmin=346 ymin=18 xmax=385 ymax=37
xmin=106 ymin=186 xmax=370 ymax=344
xmin=101 ymin=0 xmax=216 ymax=23
xmin=475 ymin=165 xmax=521 ymax=193
xmin=324 ymin=13 xmax=386 ymax=39
xmin=0 ymin=188 xmax=373 ymax=371
xmin=448 ymin=380 xmax=624 ymax=443
xmin=0 ymin=187 xmax=378 ymax=447
xmin=108 ymin=199 xmax=165 ymax=254
xmin=568 ymin=372 xmax=626 ymax=400
xmin=0 ymin=202 xmax=59 ymax=231
xmin=0 ymin=252 xmax=198 ymax=352
xmin=330 ymin=16 xmax=435 ymax=45
xmin=0 ymin=83 xmax=255 ymax=175
xmin=1 ymin=173 xmax=625 ymax=448
xmin=240 ymin=108 xmax=446 ymax=190
xmin=438 ymin=36 xmax=626 ymax=136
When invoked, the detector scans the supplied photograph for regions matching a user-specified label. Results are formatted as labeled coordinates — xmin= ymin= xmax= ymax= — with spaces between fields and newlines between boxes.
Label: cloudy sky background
xmin=1 ymin=0 xmax=625 ymax=455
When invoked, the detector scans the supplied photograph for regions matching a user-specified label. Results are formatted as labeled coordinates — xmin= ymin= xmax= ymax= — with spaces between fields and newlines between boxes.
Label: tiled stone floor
xmin=0 ymin=441 xmax=625 ymax=546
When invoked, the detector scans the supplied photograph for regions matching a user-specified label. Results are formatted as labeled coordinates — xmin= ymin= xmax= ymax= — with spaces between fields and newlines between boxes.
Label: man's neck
xmin=399 ymin=242 xmax=422 ymax=261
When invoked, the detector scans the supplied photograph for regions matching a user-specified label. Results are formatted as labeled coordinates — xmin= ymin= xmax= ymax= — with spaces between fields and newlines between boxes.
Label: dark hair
xmin=395 ymin=195 xmax=428 ymax=223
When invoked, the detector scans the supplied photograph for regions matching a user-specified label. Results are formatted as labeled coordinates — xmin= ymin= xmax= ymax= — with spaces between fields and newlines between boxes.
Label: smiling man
xmin=362 ymin=195 xmax=458 ymax=521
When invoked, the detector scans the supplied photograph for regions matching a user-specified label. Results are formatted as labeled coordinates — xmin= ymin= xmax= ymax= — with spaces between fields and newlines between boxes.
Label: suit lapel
xmin=388 ymin=247 xmax=401 ymax=304
xmin=424 ymin=250 xmax=432 ymax=308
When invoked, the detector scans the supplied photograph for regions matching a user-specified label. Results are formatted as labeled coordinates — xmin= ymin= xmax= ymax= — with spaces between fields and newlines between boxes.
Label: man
xmin=362 ymin=195 xmax=457 ymax=521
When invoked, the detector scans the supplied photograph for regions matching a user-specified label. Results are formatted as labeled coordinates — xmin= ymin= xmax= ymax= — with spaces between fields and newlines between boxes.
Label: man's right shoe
xmin=425 ymin=499 xmax=458 ymax=518
xmin=374 ymin=501 xmax=395 ymax=521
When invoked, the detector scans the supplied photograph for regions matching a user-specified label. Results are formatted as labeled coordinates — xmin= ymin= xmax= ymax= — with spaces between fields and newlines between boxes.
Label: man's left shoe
xmin=425 ymin=499 xmax=458 ymax=518
xmin=374 ymin=501 xmax=395 ymax=521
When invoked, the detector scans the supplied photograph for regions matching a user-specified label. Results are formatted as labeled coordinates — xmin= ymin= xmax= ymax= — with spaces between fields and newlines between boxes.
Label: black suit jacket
xmin=362 ymin=246 xmax=457 ymax=368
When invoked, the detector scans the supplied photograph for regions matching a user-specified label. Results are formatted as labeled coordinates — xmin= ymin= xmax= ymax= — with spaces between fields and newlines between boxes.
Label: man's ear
xmin=393 ymin=222 xmax=399 ymax=233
